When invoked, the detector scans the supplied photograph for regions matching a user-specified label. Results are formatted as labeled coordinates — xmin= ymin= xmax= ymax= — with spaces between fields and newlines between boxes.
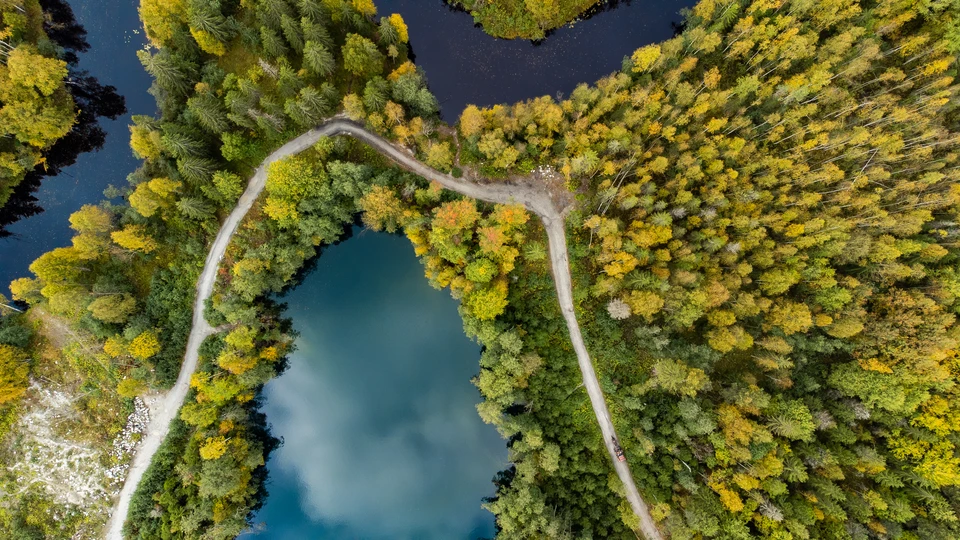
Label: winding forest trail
xmin=106 ymin=118 xmax=662 ymax=540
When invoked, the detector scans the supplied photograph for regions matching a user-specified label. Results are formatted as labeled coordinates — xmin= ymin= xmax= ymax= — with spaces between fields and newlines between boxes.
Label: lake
xmin=250 ymin=231 xmax=505 ymax=539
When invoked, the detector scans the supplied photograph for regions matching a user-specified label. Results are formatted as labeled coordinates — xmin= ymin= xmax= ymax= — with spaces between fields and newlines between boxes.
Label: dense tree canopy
xmin=456 ymin=0 xmax=960 ymax=537
xmin=9 ymin=0 xmax=960 ymax=538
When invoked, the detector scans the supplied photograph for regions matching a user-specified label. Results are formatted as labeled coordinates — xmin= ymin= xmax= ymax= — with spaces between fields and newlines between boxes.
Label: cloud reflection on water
xmin=260 ymin=232 xmax=505 ymax=539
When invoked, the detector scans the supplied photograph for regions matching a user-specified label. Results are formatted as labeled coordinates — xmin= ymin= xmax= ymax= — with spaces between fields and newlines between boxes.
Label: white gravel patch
xmin=12 ymin=381 xmax=107 ymax=507
xmin=104 ymin=397 xmax=150 ymax=488
xmin=7 ymin=381 xmax=153 ymax=521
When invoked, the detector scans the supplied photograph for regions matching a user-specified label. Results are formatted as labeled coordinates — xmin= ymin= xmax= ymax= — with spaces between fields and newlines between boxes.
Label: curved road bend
xmin=106 ymin=118 xmax=663 ymax=540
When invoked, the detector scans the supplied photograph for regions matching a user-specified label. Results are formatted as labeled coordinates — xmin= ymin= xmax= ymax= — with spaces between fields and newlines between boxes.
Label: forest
xmin=447 ymin=0 xmax=603 ymax=40
xmin=454 ymin=0 xmax=960 ymax=537
xmin=3 ymin=0 xmax=960 ymax=538
xmin=0 ymin=1 xmax=130 ymax=536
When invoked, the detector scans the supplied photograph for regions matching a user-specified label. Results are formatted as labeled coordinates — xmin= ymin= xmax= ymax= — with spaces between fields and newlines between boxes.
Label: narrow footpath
xmin=105 ymin=118 xmax=663 ymax=540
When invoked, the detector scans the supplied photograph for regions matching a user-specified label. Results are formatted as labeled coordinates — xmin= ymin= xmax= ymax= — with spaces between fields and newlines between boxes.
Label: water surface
xmin=252 ymin=231 xmax=505 ymax=539
xmin=377 ymin=0 xmax=695 ymax=119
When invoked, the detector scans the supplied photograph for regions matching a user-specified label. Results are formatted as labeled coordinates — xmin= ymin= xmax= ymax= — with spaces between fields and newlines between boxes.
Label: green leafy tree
xmin=341 ymin=33 xmax=383 ymax=77
xmin=87 ymin=294 xmax=137 ymax=324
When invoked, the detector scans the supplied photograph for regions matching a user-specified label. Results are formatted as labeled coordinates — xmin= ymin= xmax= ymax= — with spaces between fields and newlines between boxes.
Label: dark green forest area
xmin=4 ymin=0 xmax=960 ymax=538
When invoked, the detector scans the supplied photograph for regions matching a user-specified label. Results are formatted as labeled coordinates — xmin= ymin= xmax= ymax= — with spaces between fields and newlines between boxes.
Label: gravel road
xmin=105 ymin=118 xmax=662 ymax=540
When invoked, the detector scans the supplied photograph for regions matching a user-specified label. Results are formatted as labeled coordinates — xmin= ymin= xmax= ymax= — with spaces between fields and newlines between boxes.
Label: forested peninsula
xmin=2 ymin=0 xmax=960 ymax=539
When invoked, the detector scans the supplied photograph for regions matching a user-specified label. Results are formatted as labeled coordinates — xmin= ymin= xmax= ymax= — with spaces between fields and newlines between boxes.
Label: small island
xmin=448 ymin=0 xmax=606 ymax=40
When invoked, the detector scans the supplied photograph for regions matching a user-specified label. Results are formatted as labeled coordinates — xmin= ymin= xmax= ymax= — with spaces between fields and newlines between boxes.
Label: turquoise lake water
xmin=249 ymin=231 xmax=506 ymax=539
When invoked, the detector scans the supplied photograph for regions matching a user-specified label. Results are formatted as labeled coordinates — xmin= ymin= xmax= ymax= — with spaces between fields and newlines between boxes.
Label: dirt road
xmin=104 ymin=126 xmax=338 ymax=540
xmin=106 ymin=118 xmax=662 ymax=540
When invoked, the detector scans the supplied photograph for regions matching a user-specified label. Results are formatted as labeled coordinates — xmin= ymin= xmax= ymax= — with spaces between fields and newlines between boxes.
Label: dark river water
xmin=0 ymin=0 xmax=695 ymax=537
xmin=378 ymin=0 xmax=693 ymax=120
xmin=0 ymin=0 xmax=153 ymax=288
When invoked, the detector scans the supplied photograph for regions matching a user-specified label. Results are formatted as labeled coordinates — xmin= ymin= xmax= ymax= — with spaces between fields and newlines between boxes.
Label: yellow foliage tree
xmin=129 ymin=124 xmax=162 ymax=160
xmin=388 ymin=13 xmax=409 ymax=43
xmin=69 ymin=204 xmax=112 ymax=234
xmin=103 ymin=336 xmax=127 ymax=358
xmin=359 ymin=185 xmax=405 ymax=233
xmin=425 ymin=141 xmax=453 ymax=172
xmin=6 ymin=46 xmax=68 ymax=97
xmin=224 ymin=326 xmax=256 ymax=352
xmin=9 ymin=278 xmax=41 ymax=304
xmin=139 ymin=0 xmax=188 ymax=45
xmin=459 ymin=105 xmax=484 ymax=139
xmin=199 ymin=436 xmax=229 ymax=460
xmin=352 ymin=0 xmax=376 ymax=17
xmin=387 ymin=61 xmax=416 ymax=82
xmin=130 ymin=177 xmax=181 ymax=218
xmin=117 ymin=377 xmax=148 ymax=398
xmin=0 ymin=344 xmax=29 ymax=405
xmin=190 ymin=28 xmax=226 ymax=56
xmin=631 ymin=44 xmax=661 ymax=73
xmin=603 ymin=251 xmax=639 ymax=279
xmin=767 ymin=301 xmax=813 ymax=335
xmin=87 ymin=294 xmax=137 ymax=324
xmin=217 ymin=350 xmax=257 ymax=375
xmin=826 ymin=318 xmax=864 ymax=338
xmin=129 ymin=330 xmax=161 ymax=361
xmin=710 ymin=480 xmax=745 ymax=512
xmin=342 ymin=93 xmax=365 ymax=121
xmin=0 ymin=86 xmax=75 ymax=148
xmin=112 ymin=224 xmax=159 ymax=253
xmin=625 ymin=290 xmax=665 ymax=321
xmin=466 ymin=279 xmax=509 ymax=320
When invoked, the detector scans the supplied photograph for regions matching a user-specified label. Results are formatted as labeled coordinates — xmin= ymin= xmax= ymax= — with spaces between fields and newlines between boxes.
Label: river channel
xmin=0 ymin=0 xmax=151 ymax=287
